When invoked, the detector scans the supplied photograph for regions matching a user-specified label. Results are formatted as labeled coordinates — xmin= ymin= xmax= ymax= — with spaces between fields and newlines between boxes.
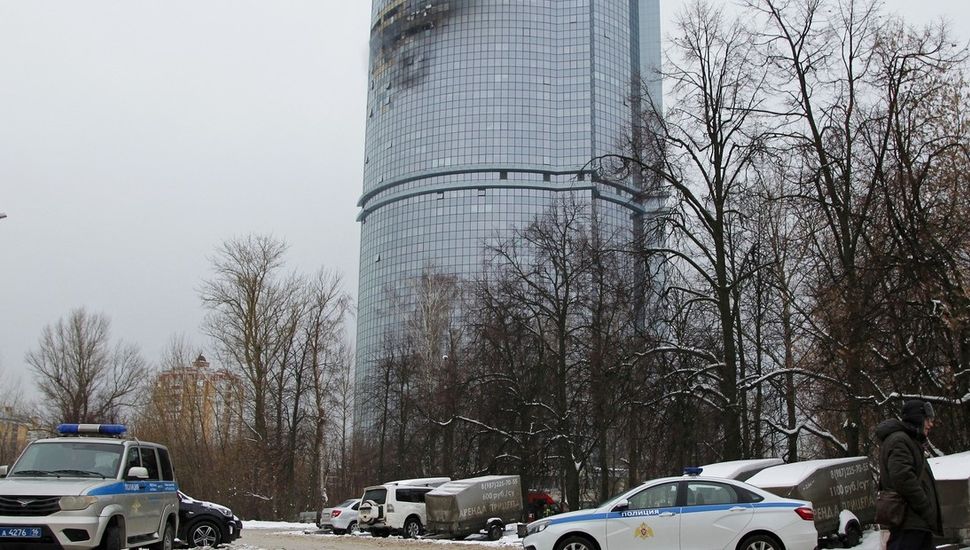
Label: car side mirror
xmin=127 ymin=466 xmax=149 ymax=480
xmin=0 ymin=465 xmax=7 ymax=478
xmin=612 ymin=499 xmax=630 ymax=512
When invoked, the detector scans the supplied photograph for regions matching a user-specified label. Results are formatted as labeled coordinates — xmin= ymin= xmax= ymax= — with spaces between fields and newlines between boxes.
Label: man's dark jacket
xmin=875 ymin=419 xmax=943 ymax=534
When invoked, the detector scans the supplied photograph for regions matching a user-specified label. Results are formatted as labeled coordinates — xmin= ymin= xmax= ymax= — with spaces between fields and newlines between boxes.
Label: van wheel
xmin=404 ymin=517 xmax=422 ymax=538
xmin=739 ymin=534 xmax=781 ymax=550
xmin=487 ymin=523 xmax=504 ymax=541
xmin=100 ymin=525 xmax=124 ymax=550
xmin=149 ymin=522 xmax=175 ymax=550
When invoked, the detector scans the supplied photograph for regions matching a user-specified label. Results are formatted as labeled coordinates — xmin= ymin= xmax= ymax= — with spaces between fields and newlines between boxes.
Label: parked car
xmin=358 ymin=477 xmax=451 ymax=538
xmin=319 ymin=499 xmax=361 ymax=534
xmin=177 ymin=491 xmax=243 ymax=548
xmin=523 ymin=468 xmax=818 ymax=550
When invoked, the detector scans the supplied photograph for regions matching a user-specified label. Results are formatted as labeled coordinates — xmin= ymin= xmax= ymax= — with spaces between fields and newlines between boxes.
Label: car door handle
xmin=659 ymin=512 xmax=676 ymax=517
xmin=728 ymin=506 xmax=747 ymax=512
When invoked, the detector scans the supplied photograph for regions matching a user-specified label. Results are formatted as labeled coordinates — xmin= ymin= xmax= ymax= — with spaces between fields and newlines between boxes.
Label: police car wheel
xmin=189 ymin=521 xmax=221 ymax=547
xmin=556 ymin=535 xmax=595 ymax=550
xmin=347 ymin=521 xmax=359 ymax=534
xmin=149 ymin=522 xmax=175 ymax=550
xmin=739 ymin=534 xmax=781 ymax=550
xmin=101 ymin=525 xmax=123 ymax=550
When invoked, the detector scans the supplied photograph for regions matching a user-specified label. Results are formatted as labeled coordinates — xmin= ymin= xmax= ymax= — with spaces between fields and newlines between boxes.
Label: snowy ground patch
xmin=288 ymin=526 xmax=525 ymax=546
xmin=243 ymin=520 xmax=316 ymax=530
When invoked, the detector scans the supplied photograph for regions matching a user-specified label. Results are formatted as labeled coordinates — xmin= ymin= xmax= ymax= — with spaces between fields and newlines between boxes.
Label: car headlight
xmin=526 ymin=520 xmax=551 ymax=536
xmin=204 ymin=502 xmax=234 ymax=517
xmin=59 ymin=496 xmax=98 ymax=511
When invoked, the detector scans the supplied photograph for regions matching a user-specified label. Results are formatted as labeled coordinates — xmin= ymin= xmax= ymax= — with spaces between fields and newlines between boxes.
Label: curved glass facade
xmin=355 ymin=0 xmax=662 ymax=427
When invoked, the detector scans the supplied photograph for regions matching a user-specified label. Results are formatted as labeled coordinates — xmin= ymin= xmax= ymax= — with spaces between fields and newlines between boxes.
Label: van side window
xmin=396 ymin=488 xmax=432 ymax=503
xmin=157 ymin=448 xmax=175 ymax=481
xmin=124 ymin=446 xmax=141 ymax=477
xmin=139 ymin=447 xmax=161 ymax=480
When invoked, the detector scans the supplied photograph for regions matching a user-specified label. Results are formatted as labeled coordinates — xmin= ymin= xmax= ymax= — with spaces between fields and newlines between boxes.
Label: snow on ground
xmin=240 ymin=520 xmax=885 ymax=546
xmin=243 ymin=520 xmax=316 ymax=530
xmin=860 ymin=529 xmax=884 ymax=550
xmin=286 ymin=527 xmax=525 ymax=546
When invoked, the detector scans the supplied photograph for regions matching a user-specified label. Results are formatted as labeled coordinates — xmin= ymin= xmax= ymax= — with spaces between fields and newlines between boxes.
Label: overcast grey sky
xmin=1 ymin=1 xmax=967 ymax=397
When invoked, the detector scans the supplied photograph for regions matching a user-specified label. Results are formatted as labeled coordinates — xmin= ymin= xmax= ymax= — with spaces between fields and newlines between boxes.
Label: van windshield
xmin=9 ymin=441 xmax=124 ymax=479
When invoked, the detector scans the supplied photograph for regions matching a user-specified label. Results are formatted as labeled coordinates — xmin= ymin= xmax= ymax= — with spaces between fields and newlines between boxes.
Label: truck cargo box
xmin=929 ymin=451 xmax=970 ymax=546
xmin=425 ymin=475 xmax=522 ymax=539
xmin=747 ymin=457 xmax=874 ymax=545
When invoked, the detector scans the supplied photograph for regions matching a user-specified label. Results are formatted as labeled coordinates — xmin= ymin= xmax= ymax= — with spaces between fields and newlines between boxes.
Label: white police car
xmin=0 ymin=423 xmax=179 ymax=550
xmin=523 ymin=468 xmax=818 ymax=550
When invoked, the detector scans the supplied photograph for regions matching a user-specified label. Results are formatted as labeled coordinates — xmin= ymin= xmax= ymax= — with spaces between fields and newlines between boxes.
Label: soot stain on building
xmin=370 ymin=0 xmax=475 ymax=89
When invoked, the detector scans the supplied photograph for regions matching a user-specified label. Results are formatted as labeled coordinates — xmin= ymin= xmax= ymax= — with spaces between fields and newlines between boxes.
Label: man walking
xmin=875 ymin=399 xmax=943 ymax=550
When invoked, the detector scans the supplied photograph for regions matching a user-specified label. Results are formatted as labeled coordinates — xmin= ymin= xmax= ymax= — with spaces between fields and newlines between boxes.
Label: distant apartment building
xmin=0 ymin=406 xmax=36 ymax=464
xmin=151 ymin=354 xmax=245 ymax=441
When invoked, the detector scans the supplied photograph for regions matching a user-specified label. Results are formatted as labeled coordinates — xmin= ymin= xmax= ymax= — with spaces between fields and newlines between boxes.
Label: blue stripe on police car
xmin=87 ymin=481 xmax=178 ymax=496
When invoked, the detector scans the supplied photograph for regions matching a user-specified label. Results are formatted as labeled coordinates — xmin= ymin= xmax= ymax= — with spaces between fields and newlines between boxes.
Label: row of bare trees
xmin=138 ymin=235 xmax=354 ymax=519
xmin=355 ymin=0 xmax=969 ymax=511
xmin=17 ymin=236 xmax=355 ymax=520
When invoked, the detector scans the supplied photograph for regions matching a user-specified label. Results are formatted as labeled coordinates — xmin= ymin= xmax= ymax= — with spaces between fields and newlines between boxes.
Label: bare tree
xmin=607 ymin=0 xmax=773 ymax=461
xmin=750 ymin=0 xmax=969 ymax=454
xmin=201 ymin=235 xmax=297 ymax=443
xmin=200 ymin=235 xmax=352 ymax=518
xmin=26 ymin=307 xmax=146 ymax=424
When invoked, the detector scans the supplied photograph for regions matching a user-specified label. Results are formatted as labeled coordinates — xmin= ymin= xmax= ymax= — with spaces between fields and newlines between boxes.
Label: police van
xmin=0 ymin=423 xmax=179 ymax=550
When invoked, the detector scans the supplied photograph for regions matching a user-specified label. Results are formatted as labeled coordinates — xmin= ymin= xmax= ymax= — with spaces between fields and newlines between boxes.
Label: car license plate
xmin=0 ymin=526 xmax=42 ymax=538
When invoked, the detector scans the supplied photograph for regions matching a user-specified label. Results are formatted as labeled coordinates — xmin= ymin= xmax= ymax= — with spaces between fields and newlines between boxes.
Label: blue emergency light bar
xmin=683 ymin=467 xmax=704 ymax=476
xmin=57 ymin=424 xmax=127 ymax=436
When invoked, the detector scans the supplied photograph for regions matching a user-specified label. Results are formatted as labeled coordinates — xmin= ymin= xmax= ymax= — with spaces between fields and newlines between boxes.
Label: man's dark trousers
xmin=887 ymin=529 xmax=933 ymax=550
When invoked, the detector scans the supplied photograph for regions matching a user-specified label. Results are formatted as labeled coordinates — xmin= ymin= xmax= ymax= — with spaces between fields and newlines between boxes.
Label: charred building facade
xmin=355 ymin=0 xmax=663 ymax=428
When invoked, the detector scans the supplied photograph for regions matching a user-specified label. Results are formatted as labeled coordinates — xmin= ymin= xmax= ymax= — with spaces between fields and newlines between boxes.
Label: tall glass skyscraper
xmin=355 ymin=0 xmax=662 ymax=426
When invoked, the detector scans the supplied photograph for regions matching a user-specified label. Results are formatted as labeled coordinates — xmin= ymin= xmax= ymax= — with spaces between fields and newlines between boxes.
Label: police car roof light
xmin=683 ymin=467 xmax=703 ymax=476
xmin=57 ymin=424 xmax=127 ymax=436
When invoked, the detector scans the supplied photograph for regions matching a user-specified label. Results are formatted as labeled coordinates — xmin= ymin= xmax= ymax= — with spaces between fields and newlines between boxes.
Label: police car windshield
xmin=10 ymin=441 xmax=123 ymax=479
